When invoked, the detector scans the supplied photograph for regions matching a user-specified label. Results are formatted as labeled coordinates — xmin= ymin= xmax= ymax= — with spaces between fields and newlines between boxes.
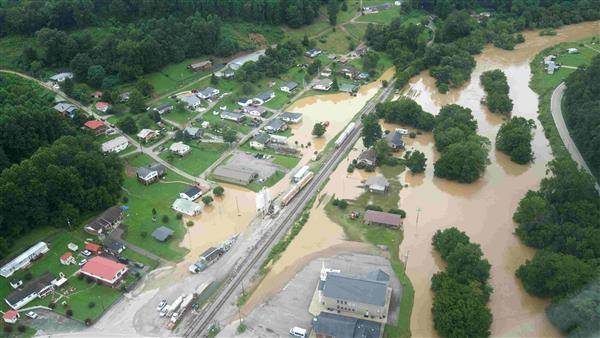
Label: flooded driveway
xmin=400 ymin=21 xmax=599 ymax=338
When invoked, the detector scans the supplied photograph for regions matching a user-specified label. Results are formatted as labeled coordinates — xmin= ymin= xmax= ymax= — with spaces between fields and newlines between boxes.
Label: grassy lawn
xmin=246 ymin=170 xmax=286 ymax=192
xmin=201 ymin=112 xmax=253 ymax=135
xmin=345 ymin=23 xmax=369 ymax=40
xmin=315 ymin=28 xmax=358 ymax=54
xmin=0 ymin=35 xmax=34 ymax=69
xmin=159 ymin=140 xmax=227 ymax=176
xmin=529 ymin=37 xmax=600 ymax=161
xmin=223 ymin=22 xmax=284 ymax=50
xmin=323 ymin=163 xmax=414 ymax=338
xmin=137 ymin=58 xmax=210 ymax=97
xmin=239 ymin=142 xmax=301 ymax=170
xmin=356 ymin=9 xmax=427 ymax=26
xmin=121 ymin=154 xmax=191 ymax=261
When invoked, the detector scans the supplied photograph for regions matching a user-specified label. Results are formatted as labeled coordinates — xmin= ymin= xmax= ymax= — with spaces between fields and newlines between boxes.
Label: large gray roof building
xmin=312 ymin=312 xmax=381 ymax=338
xmin=322 ymin=272 xmax=388 ymax=307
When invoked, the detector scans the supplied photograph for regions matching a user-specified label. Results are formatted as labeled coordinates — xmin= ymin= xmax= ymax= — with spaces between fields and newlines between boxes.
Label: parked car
xmin=26 ymin=311 xmax=38 ymax=319
xmin=81 ymin=250 xmax=92 ymax=257
xmin=159 ymin=307 xmax=169 ymax=317
xmin=156 ymin=300 xmax=167 ymax=311
xmin=78 ymin=258 xmax=87 ymax=266
xmin=170 ymin=312 xmax=179 ymax=323
xmin=290 ymin=327 xmax=307 ymax=337
xmin=134 ymin=262 xmax=145 ymax=269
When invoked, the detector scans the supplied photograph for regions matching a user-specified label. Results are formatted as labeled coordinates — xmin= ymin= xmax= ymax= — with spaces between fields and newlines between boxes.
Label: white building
xmin=172 ymin=198 xmax=203 ymax=216
xmin=49 ymin=72 xmax=73 ymax=83
xmin=101 ymin=136 xmax=129 ymax=153
xmin=0 ymin=242 xmax=49 ymax=278
xmin=170 ymin=142 xmax=191 ymax=156
xmin=313 ymin=79 xmax=333 ymax=91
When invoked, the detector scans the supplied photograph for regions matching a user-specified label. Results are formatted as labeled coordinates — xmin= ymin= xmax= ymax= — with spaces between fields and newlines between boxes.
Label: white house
xmin=197 ymin=87 xmax=220 ymax=99
xmin=237 ymin=97 xmax=253 ymax=107
xmin=179 ymin=94 xmax=202 ymax=109
xmin=101 ymin=136 xmax=129 ymax=153
xmin=0 ymin=242 xmax=49 ymax=278
xmin=243 ymin=105 xmax=266 ymax=117
xmin=567 ymin=48 xmax=579 ymax=54
xmin=280 ymin=81 xmax=298 ymax=93
xmin=254 ymin=91 xmax=275 ymax=105
xmin=280 ymin=112 xmax=302 ymax=124
xmin=172 ymin=198 xmax=203 ymax=216
xmin=136 ymin=129 xmax=159 ymax=142
xmin=313 ymin=79 xmax=333 ymax=91
xmin=49 ymin=72 xmax=73 ymax=83
xmin=170 ymin=142 xmax=191 ymax=156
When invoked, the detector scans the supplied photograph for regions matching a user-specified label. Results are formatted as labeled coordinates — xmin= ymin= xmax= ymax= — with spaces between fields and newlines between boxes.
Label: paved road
xmin=551 ymin=82 xmax=600 ymax=191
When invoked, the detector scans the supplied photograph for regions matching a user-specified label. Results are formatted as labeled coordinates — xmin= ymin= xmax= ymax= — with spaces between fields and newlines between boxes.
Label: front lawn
xmin=159 ymin=140 xmax=227 ymax=176
xmin=121 ymin=154 xmax=191 ymax=261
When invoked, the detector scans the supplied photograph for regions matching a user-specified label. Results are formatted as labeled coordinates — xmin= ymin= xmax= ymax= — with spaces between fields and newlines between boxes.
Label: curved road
xmin=551 ymin=82 xmax=600 ymax=191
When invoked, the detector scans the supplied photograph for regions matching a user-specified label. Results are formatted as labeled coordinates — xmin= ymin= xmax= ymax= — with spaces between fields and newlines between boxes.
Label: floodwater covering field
xmin=241 ymin=20 xmax=600 ymax=337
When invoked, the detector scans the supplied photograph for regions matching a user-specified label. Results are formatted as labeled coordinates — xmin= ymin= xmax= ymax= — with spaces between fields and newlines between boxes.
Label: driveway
xmin=550 ymin=82 xmax=599 ymax=191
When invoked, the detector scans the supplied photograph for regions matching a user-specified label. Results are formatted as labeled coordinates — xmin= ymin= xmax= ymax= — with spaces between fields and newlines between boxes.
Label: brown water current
xmin=401 ymin=21 xmax=599 ymax=338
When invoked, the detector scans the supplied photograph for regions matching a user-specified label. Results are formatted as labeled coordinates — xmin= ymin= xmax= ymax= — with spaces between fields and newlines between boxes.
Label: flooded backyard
xmin=241 ymin=20 xmax=600 ymax=337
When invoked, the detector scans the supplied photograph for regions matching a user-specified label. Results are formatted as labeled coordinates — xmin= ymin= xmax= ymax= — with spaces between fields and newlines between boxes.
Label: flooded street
xmin=401 ymin=21 xmax=599 ymax=337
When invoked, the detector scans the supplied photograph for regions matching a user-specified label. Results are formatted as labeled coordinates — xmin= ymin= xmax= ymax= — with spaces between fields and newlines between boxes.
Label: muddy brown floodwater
xmin=400 ymin=21 xmax=599 ymax=338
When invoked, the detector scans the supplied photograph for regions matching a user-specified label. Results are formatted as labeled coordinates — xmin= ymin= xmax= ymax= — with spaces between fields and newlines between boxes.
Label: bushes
xmin=66 ymin=309 xmax=73 ymax=317
xmin=388 ymin=208 xmax=406 ymax=218
xmin=376 ymin=99 xmax=436 ymax=132
xmin=404 ymin=150 xmax=427 ymax=173
xmin=480 ymin=70 xmax=513 ymax=114
xmin=331 ymin=198 xmax=348 ymax=210
xmin=431 ymin=228 xmax=492 ymax=338
xmin=88 ymin=301 xmax=96 ymax=308
xmin=213 ymin=186 xmax=224 ymax=196
xmin=495 ymin=117 xmax=535 ymax=164
xmin=365 ymin=205 xmax=383 ymax=212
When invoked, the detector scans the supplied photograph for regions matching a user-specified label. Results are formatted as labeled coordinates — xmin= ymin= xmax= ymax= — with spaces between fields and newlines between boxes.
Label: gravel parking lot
xmin=219 ymin=251 xmax=401 ymax=337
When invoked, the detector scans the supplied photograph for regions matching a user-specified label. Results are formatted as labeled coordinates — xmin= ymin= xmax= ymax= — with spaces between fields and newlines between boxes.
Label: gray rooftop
xmin=256 ymin=90 xmax=274 ymax=102
xmin=6 ymin=272 xmax=54 ymax=306
xmin=281 ymin=81 xmax=298 ymax=89
xmin=152 ymin=226 xmax=174 ymax=242
xmin=367 ymin=269 xmax=390 ymax=282
xmin=198 ymin=87 xmax=219 ymax=97
xmin=180 ymin=94 xmax=201 ymax=106
xmin=280 ymin=112 xmax=302 ymax=121
xmin=312 ymin=312 xmax=381 ymax=338
xmin=221 ymin=110 xmax=244 ymax=120
xmin=385 ymin=130 xmax=404 ymax=147
xmin=358 ymin=148 xmax=377 ymax=162
xmin=322 ymin=272 xmax=388 ymax=306
xmin=182 ymin=186 xmax=202 ymax=198
xmin=365 ymin=175 xmax=389 ymax=188
xmin=265 ymin=118 xmax=285 ymax=131
xmin=253 ymin=133 xmax=270 ymax=144
xmin=53 ymin=102 xmax=77 ymax=113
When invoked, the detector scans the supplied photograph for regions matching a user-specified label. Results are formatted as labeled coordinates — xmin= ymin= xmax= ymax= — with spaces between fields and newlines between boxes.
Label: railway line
xmin=182 ymin=80 xmax=396 ymax=336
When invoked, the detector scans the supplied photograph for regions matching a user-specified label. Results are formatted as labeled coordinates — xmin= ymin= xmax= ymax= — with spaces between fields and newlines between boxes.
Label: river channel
xmin=242 ymin=21 xmax=600 ymax=337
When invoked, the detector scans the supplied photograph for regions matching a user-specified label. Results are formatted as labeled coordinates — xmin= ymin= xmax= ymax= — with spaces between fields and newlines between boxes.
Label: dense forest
xmin=480 ymin=69 xmax=513 ymax=114
xmin=431 ymin=227 xmax=493 ymax=338
xmin=495 ymin=117 xmax=535 ymax=164
xmin=513 ymin=158 xmax=600 ymax=337
xmin=563 ymin=55 xmax=600 ymax=177
xmin=2 ymin=0 xmax=324 ymax=88
xmin=0 ymin=135 xmax=123 ymax=259
xmin=375 ymin=98 xmax=436 ymax=132
xmin=0 ymin=0 xmax=322 ymax=36
xmin=0 ymin=73 xmax=76 ymax=172
xmin=433 ymin=104 xmax=490 ymax=182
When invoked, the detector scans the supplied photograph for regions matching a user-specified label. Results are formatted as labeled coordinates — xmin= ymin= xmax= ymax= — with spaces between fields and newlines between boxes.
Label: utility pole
xmin=415 ymin=207 xmax=421 ymax=236
xmin=236 ymin=197 xmax=241 ymax=216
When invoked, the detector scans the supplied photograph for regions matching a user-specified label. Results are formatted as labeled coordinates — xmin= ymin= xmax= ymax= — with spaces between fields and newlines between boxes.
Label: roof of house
xmin=385 ymin=130 xmax=404 ymax=147
xmin=190 ymin=60 xmax=211 ymax=68
xmin=314 ymin=78 xmax=333 ymax=87
xmin=322 ymin=272 xmax=388 ymax=306
xmin=85 ymin=242 xmax=102 ymax=252
xmin=180 ymin=94 xmax=201 ymax=106
xmin=182 ymin=186 xmax=202 ymax=198
xmin=95 ymin=102 xmax=110 ymax=110
xmin=3 ymin=309 xmax=19 ymax=321
xmin=53 ymin=102 xmax=78 ymax=113
xmin=243 ymin=105 xmax=266 ymax=114
xmin=212 ymin=166 xmax=257 ymax=184
xmin=84 ymin=120 xmax=105 ymax=130
xmin=60 ymin=252 xmax=73 ymax=261
xmin=172 ymin=198 xmax=202 ymax=215
xmin=265 ymin=118 xmax=285 ymax=131
xmin=152 ymin=226 xmax=175 ymax=242
xmin=101 ymin=136 xmax=128 ymax=152
xmin=364 ymin=210 xmax=402 ymax=227
xmin=339 ymin=83 xmax=358 ymax=92
xmin=252 ymin=133 xmax=271 ymax=144
xmin=85 ymin=206 xmax=123 ymax=232
xmin=156 ymin=103 xmax=173 ymax=111
xmin=49 ymin=72 xmax=73 ymax=81
xmin=281 ymin=81 xmax=298 ymax=89
xmin=221 ymin=110 xmax=244 ymax=120
xmin=312 ymin=312 xmax=381 ymax=338
xmin=358 ymin=148 xmax=377 ymax=163
xmin=365 ymin=175 xmax=389 ymax=189
xmin=137 ymin=129 xmax=158 ymax=139
xmin=170 ymin=142 xmax=190 ymax=152
xmin=5 ymin=272 xmax=54 ymax=306
xmin=256 ymin=90 xmax=274 ymax=101
xmin=80 ymin=256 xmax=126 ymax=281
xmin=280 ymin=112 xmax=302 ymax=121
xmin=104 ymin=239 xmax=125 ymax=252
xmin=137 ymin=163 xmax=166 ymax=178
xmin=198 ymin=87 xmax=219 ymax=97
xmin=184 ymin=126 xmax=203 ymax=136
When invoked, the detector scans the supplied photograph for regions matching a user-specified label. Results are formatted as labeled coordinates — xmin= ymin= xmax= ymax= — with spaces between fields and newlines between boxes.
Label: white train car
xmin=281 ymin=171 xmax=315 ymax=206
xmin=334 ymin=122 xmax=356 ymax=148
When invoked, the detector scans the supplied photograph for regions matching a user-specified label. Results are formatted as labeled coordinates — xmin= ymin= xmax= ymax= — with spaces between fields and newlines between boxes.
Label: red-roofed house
xmin=84 ymin=120 xmax=106 ymax=135
xmin=79 ymin=256 xmax=128 ymax=286
xmin=84 ymin=242 xmax=102 ymax=254
xmin=60 ymin=252 xmax=75 ymax=265
xmin=91 ymin=91 xmax=103 ymax=99
xmin=95 ymin=101 xmax=110 ymax=113
xmin=3 ymin=309 xmax=19 ymax=324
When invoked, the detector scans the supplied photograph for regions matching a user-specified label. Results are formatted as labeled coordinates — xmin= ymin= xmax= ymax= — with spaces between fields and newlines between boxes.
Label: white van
xmin=289 ymin=326 xmax=307 ymax=337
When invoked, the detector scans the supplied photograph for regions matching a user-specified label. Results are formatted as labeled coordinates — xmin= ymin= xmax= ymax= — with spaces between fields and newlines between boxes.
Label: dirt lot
xmin=218 ymin=251 xmax=401 ymax=337
xmin=225 ymin=151 xmax=287 ymax=181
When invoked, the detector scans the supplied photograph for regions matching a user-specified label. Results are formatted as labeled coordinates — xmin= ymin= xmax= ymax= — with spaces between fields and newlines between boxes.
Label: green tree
xmin=202 ymin=195 xmax=214 ymax=205
xmin=516 ymin=250 xmax=595 ymax=298
xmin=128 ymin=90 xmax=146 ymax=114
xmin=496 ymin=117 xmax=535 ymax=164
xmin=361 ymin=113 xmax=382 ymax=148
xmin=327 ymin=0 xmax=340 ymax=26
xmin=434 ymin=139 xmax=489 ymax=183
xmin=312 ymin=122 xmax=326 ymax=137
xmin=362 ymin=51 xmax=380 ymax=72
xmin=117 ymin=116 xmax=138 ymax=134
xmin=61 ymin=78 xmax=74 ymax=96
xmin=87 ymin=65 xmax=106 ymax=87
xmin=211 ymin=73 xmax=219 ymax=85
xmin=223 ymin=127 xmax=237 ymax=143
xmin=136 ymin=79 xmax=154 ymax=97
xmin=70 ymin=53 xmax=93 ymax=81
xmin=213 ymin=186 xmax=224 ymax=196
xmin=332 ymin=77 xmax=339 ymax=91
xmin=404 ymin=150 xmax=427 ymax=173
xmin=374 ymin=139 xmax=390 ymax=163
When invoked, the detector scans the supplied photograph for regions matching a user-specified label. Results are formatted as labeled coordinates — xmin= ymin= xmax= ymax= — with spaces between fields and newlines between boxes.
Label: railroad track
xmin=183 ymin=80 xmax=396 ymax=337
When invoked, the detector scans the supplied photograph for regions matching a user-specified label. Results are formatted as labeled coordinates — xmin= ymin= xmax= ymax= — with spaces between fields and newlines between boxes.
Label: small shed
xmin=60 ymin=252 xmax=75 ymax=265
xmin=3 ymin=310 xmax=19 ymax=324
xmin=85 ymin=242 xmax=102 ymax=254
xmin=152 ymin=226 xmax=174 ymax=242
